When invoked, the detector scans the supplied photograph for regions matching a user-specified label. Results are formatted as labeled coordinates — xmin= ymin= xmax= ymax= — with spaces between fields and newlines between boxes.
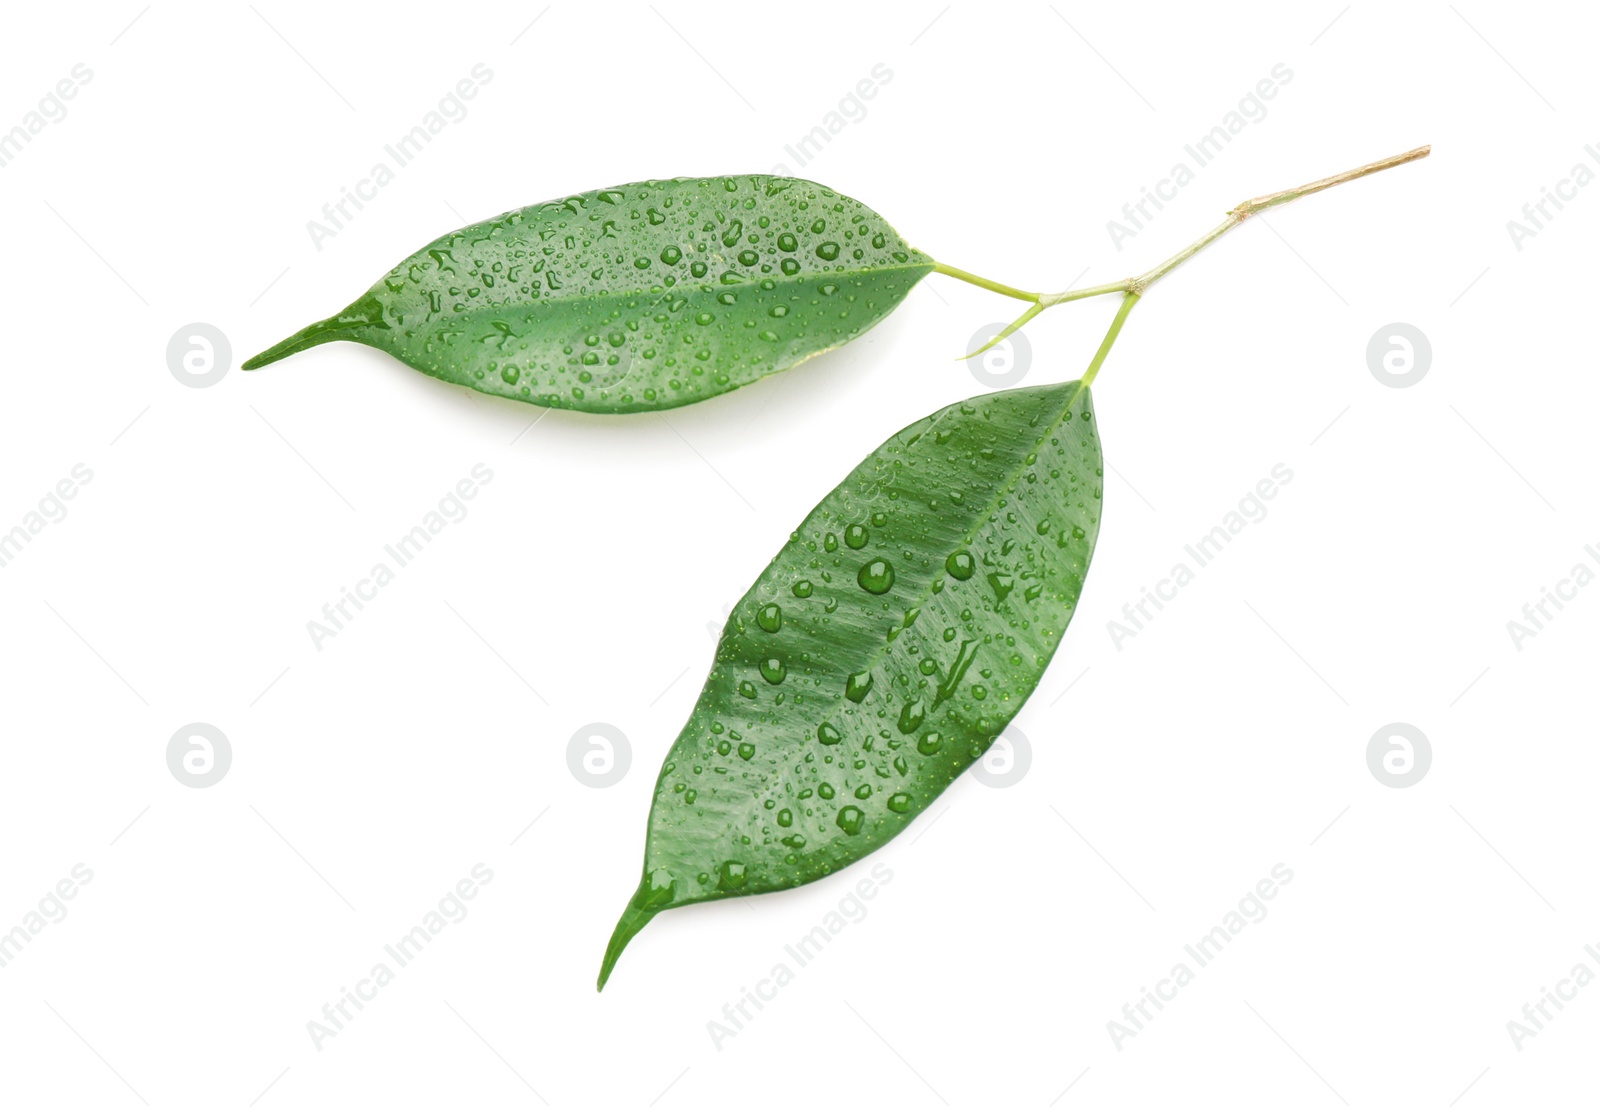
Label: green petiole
xmin=938 ymin=144 xmax=1432 ymax=375
xmin=1080 ymin=292 xmax=1140 ymax=388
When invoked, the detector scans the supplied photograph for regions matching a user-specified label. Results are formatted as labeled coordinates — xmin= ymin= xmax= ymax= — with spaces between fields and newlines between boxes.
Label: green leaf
xmin=244 ymin=176 xmax=934 ymax=414
xmin=599 ymin=381 xmax=1104 ymax=989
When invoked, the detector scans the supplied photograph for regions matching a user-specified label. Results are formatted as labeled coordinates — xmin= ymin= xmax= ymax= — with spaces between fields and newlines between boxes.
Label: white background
xmin=0 ymin=1 xmax=1593 ymax=1108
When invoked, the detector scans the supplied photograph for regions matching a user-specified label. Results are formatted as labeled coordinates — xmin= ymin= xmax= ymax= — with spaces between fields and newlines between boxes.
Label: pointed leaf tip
xmin=597 ymin=901 xmax=658 ymax=992
xmin=243 ymin=296 xmax=388 ymax=370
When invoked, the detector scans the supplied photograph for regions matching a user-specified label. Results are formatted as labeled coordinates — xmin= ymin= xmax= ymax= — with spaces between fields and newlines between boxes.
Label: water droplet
xmin=777 ymin=808 xmax=793 ymax=827
xmin=738 ymin=742 xmax=756 ymax=760
xmin=718 ymin=861 xmax=748 ymax=890
xmin=917 ymin=732 xmax=942 ymax=755
xmin=836 ymin=806 xmax=865 ymax=835
xmin=757 ymin=604 xmax=782 ymax=632
xmin=816 ymin=241 xmax=841 ymax=261
xmin=946 ymin=551 xmax=975 ymax=580
xmin=845 ymin=670 xmax=874 ymax=702
xmin=897 ymin=698 xmax=926 ymax=734
xmin=760 ymin=657 xmax=787 ymax=684
xmin=817 ymin=722 xmax=842 ymax=746
xmin=844 ymin=523 xmax=869 ymax=549
xmin=738 ymin=680 xmax=757 ymax=699
xmin=641 ymin=868 xmax=677 ymax=907
xmin=887 ymin=792 xmax=911 ymax=813
xmin=858 ymin=559 xmax=895 ymax=594
xmin=778 ymin=232 xmax=798 ymax=251
xmin=660 ymin=245 xmax=682 ymax=265
xmin=793 ymin=580 xmax=814 ymax=598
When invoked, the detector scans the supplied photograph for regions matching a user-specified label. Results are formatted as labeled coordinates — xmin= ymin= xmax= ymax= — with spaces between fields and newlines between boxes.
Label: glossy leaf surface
xmin=244 ymin=176 xmax=933 ymax=413
xmin=600 ymin=381 xmax=1104 ymax=988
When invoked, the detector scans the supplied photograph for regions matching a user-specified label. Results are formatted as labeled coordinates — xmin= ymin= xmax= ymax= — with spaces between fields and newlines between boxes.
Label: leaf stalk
xmin=941 ymin=144 xmax=1430 ymax=368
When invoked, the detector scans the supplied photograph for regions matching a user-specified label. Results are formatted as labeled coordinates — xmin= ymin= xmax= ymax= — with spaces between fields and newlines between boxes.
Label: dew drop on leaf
xmin=897 ymin=698 xmax=926 ymax=734
xmin=858 ymin=559 xmax=895 ymax=594
xmin=845 ymin=670 xmax=874 ymax=702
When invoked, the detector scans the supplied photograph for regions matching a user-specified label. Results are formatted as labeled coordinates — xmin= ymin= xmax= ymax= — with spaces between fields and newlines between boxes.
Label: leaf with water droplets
xmin=243 ymin=176 xmax=933 ymax=413
xmin=598 ymin=381 xmax=1103 ymax=988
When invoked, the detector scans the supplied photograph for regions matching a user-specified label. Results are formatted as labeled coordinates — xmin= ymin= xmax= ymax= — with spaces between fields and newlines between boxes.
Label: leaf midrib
xmin=393 ymin=259 xmax=936 ymax=339
xmin=747 ymin=379 xmax=1093 ymax=728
